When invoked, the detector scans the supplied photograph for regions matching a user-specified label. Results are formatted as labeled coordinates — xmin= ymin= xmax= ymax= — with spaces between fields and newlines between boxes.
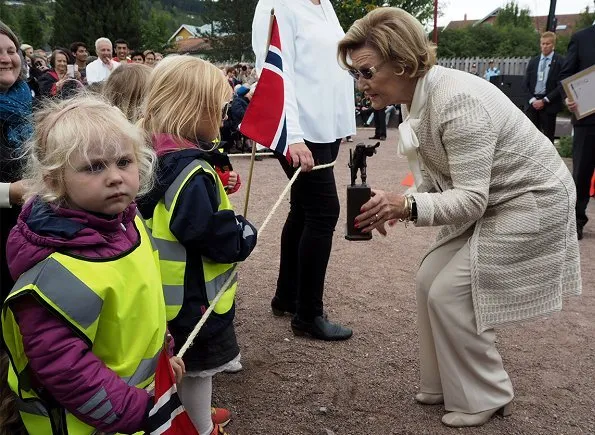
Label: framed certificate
xmin=561 ymin=64 xmax=595 ymax=120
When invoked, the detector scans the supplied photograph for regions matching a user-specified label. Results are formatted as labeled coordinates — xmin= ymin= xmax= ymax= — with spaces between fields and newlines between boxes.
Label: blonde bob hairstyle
xmin=22 ymin=95 xmax=156 ymax=203
xmin=338 ymin=7 xmax=437 ymax=78
xmin=103 ymin=63 xmax=152 ymax=123
xmin=140 ymin=56 xmax=232 ymax=144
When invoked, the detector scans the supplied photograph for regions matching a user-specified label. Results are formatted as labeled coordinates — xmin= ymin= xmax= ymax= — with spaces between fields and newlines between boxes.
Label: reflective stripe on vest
xmin=11 ymin=258 xmax=103 ymax=329
xmin=205 ymin=264 xmax=238 ymax=301
xmin=147 ymin=158 xmax=236 ymax=320
xmin=122 ymin=349 xmax=161 ymax=386
xmin=164 ymin=159 xmax=220 ymax=211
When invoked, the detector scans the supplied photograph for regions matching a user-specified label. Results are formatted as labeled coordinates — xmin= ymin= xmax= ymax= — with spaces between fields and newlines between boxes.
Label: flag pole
xmin=243 ymin=8 xmax=275 ymax=217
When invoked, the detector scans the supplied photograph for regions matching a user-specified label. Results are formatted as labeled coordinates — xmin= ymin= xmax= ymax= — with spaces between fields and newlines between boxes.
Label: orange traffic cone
xmin=401 ymin=171 xmax=414 ymax=187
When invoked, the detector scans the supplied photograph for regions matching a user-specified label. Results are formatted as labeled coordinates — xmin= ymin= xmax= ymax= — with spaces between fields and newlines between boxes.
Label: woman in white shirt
xmin=252 ymin=0 xmax=356 ymax=340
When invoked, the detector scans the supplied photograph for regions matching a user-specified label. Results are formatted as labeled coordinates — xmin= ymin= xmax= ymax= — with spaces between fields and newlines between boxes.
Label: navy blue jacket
xmin=138 ymin=149 xmax=258 ymax=370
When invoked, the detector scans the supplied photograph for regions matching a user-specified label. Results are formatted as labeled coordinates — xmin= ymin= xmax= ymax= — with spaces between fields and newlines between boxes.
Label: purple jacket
xmin=6 ymin=199 xmax=152 ymax=433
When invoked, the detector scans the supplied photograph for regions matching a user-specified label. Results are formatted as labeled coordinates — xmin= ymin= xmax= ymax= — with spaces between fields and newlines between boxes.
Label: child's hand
xmin=228 ymin=171 xmax=238 ymax=189
xmin=170 ymin=357 xmax=185 ymax=383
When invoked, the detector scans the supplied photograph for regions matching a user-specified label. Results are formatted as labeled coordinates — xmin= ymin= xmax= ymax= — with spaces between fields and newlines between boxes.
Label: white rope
xmin=228 ymin=152 xmax=272 ymax=158
xmin=176 ymin=160 xmax=336 ymax=359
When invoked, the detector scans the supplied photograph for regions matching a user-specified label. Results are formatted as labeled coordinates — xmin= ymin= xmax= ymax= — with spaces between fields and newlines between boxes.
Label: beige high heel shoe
xmin=415 ymin=392 xmax=444 ymax=405
xmin=441 ymin=402 xmax=512 ymax=427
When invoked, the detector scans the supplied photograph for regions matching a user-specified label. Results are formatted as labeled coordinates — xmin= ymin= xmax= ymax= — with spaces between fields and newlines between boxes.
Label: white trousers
xmin=415 ymin=231 xmax=514 ymax=413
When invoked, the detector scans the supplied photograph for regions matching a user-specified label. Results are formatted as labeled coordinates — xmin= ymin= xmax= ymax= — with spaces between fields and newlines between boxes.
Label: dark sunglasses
xmin=34 ymin=61 xmax=44 ymax=67
xmin=348 ymin=62 xmax=385 ymax=81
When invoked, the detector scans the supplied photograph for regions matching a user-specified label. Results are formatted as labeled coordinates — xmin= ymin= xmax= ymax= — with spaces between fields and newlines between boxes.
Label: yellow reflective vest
xmin=146 ymin=159 xmax=238 ymax=322
xmin=1 ymin=216 xmax=166 ymax=435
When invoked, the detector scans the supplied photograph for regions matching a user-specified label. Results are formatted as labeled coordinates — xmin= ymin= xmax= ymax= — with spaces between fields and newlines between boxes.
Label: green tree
xmin=53 ymin=0 xmax=142 ymax=51
xmin=0 ymin=1 xmax=19 ymax=34
xmin=437 ymin=1 xmax=538 ymax=58
xmin=331 ymin=0 xmax=435 ymax=31
xmin=19 ymin=4 xmax=45 ymax=48
xmin=494 ymin=1 xmax=533 ymax=29
xmin=574 ymin=2 xmax=595 ymax=32
xmin=201 ymin=0 xmax=258 ymax=62
xmin=494 ymin=26 xmax=539 ymax=57
xmin=140 ymin=6 xmax=177 ymax=51
xmin=555 ymin=33 xmax=570 ymax=56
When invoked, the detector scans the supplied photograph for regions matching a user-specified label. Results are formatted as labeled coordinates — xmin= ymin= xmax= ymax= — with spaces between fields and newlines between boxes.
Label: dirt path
xmin=214 ymin=128 xmax=595 ymax=434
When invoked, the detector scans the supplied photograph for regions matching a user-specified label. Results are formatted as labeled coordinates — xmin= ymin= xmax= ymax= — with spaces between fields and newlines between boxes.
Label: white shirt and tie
xmin=529 ymin=53 xmax=554 ymax=104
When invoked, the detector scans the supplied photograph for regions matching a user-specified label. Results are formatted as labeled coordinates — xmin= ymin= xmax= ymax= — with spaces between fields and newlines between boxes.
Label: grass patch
xmin=557 ymin=136 xmax=573 ymax=158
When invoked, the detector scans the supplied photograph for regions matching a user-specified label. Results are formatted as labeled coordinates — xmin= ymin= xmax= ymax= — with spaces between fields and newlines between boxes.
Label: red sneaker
xmin=210 ymin=423 xmax=229 ymax=435
xmin=211 ymin=407 xmax=231 ymax=427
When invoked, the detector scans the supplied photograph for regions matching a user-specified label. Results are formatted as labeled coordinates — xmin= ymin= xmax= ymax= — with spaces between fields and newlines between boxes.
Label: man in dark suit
xmin=369 ymin=108 xmax=386 ymax=140
xmin=523 ymin=31 xmax=564 ymax=143
xmin=559 ymin=24 xmax=595 ymax=240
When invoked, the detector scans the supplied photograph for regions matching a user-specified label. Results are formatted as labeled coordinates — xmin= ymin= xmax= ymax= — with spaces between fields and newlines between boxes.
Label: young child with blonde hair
xmin=139 ymin=56 xmax=258 ymax=435
xmin=102 ymin=62 xmax=152 ymax=123
xmin=0 ymin=95 xmax=184 ymax=434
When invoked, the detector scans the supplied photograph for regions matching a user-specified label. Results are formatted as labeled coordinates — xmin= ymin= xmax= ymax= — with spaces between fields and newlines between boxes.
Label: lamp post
xmin=546 ymin=0 xmax=557 ymax=31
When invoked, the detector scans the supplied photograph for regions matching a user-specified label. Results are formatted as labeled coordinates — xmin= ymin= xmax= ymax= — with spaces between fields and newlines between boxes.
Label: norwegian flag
xmin=147 ymin=350 xmax=198 ymax=435
xmin=239 ymin=14 xmax=290 ymax=160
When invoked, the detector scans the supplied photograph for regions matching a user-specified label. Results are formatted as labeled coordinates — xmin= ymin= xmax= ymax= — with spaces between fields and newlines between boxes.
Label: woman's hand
xmin=169 ymin=356 xmax=185 ymax=384
xmin=289 ymin=142 xmax=314 ymax=171
xmin=354 ymin=190 xmax=407 ymax=235
xmin=8 ymin=180 xmax=26 ymax=205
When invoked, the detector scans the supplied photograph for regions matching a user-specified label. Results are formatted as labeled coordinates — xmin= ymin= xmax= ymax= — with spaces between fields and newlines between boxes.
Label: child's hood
xmin=7 ymin=199 xmax=138 ymax=281
xmin=138 ymin=134 xmax=231 ymax=219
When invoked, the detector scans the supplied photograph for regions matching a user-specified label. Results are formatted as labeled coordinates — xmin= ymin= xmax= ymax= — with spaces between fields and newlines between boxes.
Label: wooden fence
xmin=437 ymin=57 xmax=531 ymax=76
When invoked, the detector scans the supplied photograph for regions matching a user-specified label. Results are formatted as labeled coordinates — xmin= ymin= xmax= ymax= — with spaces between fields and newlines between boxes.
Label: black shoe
xmin=271 ymin=296 xmax=296 ymax=317
xmin=369 ymin=136 xmax=381 ymax=139
xmin=291 ymin=315 xmax=353 ymax=341
xmin=577 ymin=226 xmax=583 ymax=240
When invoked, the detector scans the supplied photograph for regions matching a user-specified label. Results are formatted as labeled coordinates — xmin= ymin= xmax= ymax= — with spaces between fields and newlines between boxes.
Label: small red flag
xmin=239 ymin=15 xmax=290 ymax=161
xmin=147 ymin=350 xmax=198 ymax=435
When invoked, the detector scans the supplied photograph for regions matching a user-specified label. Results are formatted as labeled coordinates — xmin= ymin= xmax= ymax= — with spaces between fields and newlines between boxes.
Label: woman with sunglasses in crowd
xmin=252 ymin=0 xmax=356 ymax=341
xmin=339 ymin=7 xmax=581 ymax=428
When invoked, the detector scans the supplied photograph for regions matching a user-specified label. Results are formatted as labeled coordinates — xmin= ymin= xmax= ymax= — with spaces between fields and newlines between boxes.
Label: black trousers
xmin=276 ymin=139 xmax=341 ymax=321
xmin=525 ymin=107 xmax=557 ymax=143
xmin=373 ymin=109 xmax=386 ymax=138
xmin=573 ymin=125 xmax=595 ymax=229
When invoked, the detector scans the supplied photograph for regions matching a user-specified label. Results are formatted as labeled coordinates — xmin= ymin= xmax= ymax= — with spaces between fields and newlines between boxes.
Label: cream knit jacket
xmin=410 ymin=66 xmax=582 ymax=333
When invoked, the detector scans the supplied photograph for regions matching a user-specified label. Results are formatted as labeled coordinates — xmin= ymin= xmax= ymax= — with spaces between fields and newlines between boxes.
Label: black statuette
xmin=345 ymin=142 xmax=380 ymax=241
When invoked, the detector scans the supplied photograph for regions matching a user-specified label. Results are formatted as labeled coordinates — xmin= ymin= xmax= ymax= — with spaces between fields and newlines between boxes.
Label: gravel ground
xmin=211 ymin=128 xmax=595 ymax=435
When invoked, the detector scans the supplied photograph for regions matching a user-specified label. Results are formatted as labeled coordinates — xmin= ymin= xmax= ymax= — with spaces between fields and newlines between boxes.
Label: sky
xmin=438 ymin=0 xmax=594 ymax=26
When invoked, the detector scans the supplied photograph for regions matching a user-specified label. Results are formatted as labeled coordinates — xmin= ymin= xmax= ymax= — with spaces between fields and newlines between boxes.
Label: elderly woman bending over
xmin=338 ymin=7 xmax=581 ymax=428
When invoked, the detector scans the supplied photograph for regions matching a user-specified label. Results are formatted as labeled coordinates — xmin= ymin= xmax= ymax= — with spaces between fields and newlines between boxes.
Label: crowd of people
xmin=0 ymin=0 xmax=592 ymax=433
xmin=18 ymin=39 xmax=164 ymax=97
